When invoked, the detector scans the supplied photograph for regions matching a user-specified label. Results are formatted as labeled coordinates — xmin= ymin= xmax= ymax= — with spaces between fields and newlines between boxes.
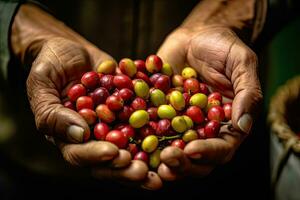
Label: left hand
xmin=156 ymin=25 xmax=262 ymax=180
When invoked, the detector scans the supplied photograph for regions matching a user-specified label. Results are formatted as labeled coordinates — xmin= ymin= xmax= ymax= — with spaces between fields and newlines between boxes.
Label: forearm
xmin=10 ymin=3 xmax=95 ymax=65
xmin=180 ymin=0 xmax=267 ymax=43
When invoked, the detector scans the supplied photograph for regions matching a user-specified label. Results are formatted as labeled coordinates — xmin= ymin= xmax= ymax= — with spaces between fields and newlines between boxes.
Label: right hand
xmin=25 ymin=37 xmax=162 ymax=190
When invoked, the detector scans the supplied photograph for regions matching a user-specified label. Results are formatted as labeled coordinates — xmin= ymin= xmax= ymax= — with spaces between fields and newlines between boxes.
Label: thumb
xmin=156 ymin=31 xmax=188 ymax=74
xmin=229 ymin=45 xmax=263 ymax=134
xmin=27 ymin=72 xmax=91 ymax=143
xmin=27 ymin=39 xmax=114 ymax=143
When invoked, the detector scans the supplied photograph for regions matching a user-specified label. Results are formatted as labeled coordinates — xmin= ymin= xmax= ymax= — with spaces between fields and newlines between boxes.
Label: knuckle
xmin=61 ymin=147 xmax=81 ymax=166
xmin=35 ymin=105 xmax=58 ymax=136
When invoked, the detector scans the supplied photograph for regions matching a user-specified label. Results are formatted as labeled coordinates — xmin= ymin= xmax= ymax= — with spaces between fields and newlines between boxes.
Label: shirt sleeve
xmin=0 ymin=0 xmax=22 ymax=80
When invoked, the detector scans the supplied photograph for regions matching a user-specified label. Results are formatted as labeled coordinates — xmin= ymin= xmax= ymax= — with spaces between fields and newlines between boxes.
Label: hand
xmin=26 ymin=37 xmax=162 ymax=190
xmin=156 ymin=25 xmax=262 ymax=180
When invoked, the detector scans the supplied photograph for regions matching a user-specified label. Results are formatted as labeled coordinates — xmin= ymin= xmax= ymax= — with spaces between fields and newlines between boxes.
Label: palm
xmin=186 ymin=28 xmax=236 ymax=98
xmin=27 ymin=37 xmax=162 ymax=190
xmin=28 ymin=38 xmax=94 ymax=99
xmin=157 ymin=26 xmax=262 ymax=181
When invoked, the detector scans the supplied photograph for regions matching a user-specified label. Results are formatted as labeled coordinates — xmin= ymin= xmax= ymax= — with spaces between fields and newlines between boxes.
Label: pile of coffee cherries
xmin=64 ymin=55 xmax=232 ymax=169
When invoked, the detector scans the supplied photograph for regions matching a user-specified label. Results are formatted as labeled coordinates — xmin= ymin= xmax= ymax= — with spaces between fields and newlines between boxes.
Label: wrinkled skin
xmin=157 ymin=26 xmax=263 ymax=180
xmin=26 ymin=37 xmax=162 ymax=190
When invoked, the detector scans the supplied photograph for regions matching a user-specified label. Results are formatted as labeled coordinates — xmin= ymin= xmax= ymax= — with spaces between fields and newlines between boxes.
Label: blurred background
xmin=0 ymin=0 xmax=299 ymax=199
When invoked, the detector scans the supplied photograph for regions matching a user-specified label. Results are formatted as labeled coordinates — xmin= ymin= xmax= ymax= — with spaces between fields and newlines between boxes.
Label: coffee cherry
xmin=118 ymin=88 xmax=134 ymax=102
xmin=97 ymin=60 xmax=117 ymax=74
xmin=182 ymin=129 xmax=198 ymax=142
xmin=150 ymin=89 xmax=166 ymax=107
xmin=171 ymin=139 xmax=186 ymax=149
xmin=157 ymin=105 xmax=176 ymax=119
xmin=154 ymin=75 xmax=170 ymax=93
xmin=184 ymin=78 xmax=200 ymax=94
xmin=182 ymin=67 xmax=197 ymax=79
xmin=76 ymin=96 xmax=94 ymax=111
xmin=149 ymin=149 xmax=161 ymax=169
xmin=172 ymin=75 xmax=184 ymax=87
xmin=100 ymin=75 xmax=115 ymax=91
xmin=119 ymin=125 xmax=135 ymax=139
xmin=89 ymin=87 xmax=109 ymax=106
xmin=94 ymin=122 xmax=110 ymax=140
xmin=145 ymin=55 xmax=162 ymax=73
xmin=118 ymin=106 xmax=134 ymax=121
xmin=134 ymin=60 xmax=146 ymax=72
xmin=207 ymin=106 xmax=225 ymax=122
xmin=119 ymin=58 xmax=137 ymax=77
xmin=65 ymin=55 xmax=230 ymax=170
xmin=147 ymin=107 xmax=158 ymax=121
xmin=189 ymin=93 xmax=207 ymax=109
xmin=63 ymin=100 xmax=75 ymax=110
xmin=157 ymin=119 xmax=171 ymax=136
xmin=134 ymin=79 xmax=149 ymax=99
xmin=81 ymin=71 xmax=100 ymax=89
xmin=171 ymin=116 xmax=188 ymax=133
xmin=134 ymin=151 xmax=149 ymax=164
xmin=129 ymin=110 xmax=149 ymax=128
xmin=67 ymin=84 xmax=86 ymax=102
xmin=106 ymin=95 xmax=124 ymax=111
xmin=161 ymin=63 xmax=173 ymax=76
xmin=186 ymin=106 xmax=205 ymax=124
xmin=135 ymin=71 xmax=151 ymax=85
xmin=113 ymin=74 xmax=133 ymax=90
xmin=204 ymin=120 xmax=220 ymax=138
xmin=223 ymin=102 xmax=232 ymax=121
xmin=106 ymin=130 xmax=128 ymax=149
xmin=142 ymin=135 xmax=159 ymax=153
xmin=208 ymin=92 xmax=222 ymax=102
xmin=183 ymin=115 xmax=194 ymax=129
xmin=131 ymin=97 xmax=146 ymax=110
xmin=95 ymin=104 xmax=115 ymax=123
xmin=169 ymin=91 xmax=185 ymax=111
xmin=78 ymin=108 xmax=97 ymax=125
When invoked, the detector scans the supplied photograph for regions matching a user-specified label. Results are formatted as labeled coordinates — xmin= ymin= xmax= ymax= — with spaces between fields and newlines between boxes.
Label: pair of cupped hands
xmin=25 ymin=25 xmax=262 ymax=190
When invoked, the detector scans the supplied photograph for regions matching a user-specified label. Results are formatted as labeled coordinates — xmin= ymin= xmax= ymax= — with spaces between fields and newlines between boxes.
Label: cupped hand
xmin=156 ymin=26 xmax=262 ymax=180
xmin=26 ymin=37 xmax=162 ymax=190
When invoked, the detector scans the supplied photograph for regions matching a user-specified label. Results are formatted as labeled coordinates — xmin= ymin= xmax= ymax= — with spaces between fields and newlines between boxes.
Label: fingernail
xmin=166 ymin=159 xmax=180 ymax=167
xmin=103 ymin=155 xmax=117 ymax=161
xmin=67 ymin=125 xmax=84 ymax=143
xmin=141 ymin=172 xmax=158 ymax=191
xmin=188 ymin=153 xmax=202 ymax=159
xmin=237 ymin=113 xmax=253 ymax=134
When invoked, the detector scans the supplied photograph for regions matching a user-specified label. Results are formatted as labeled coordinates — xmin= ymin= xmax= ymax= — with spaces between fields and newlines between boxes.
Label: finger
xmin=157 ymin=163 xmax=180 ymax=181
xmin=27 ymin=38 xmax=114 ymax=143
xmin=160 ymin=146 xmax=215 ymax=178
xmin=56 ymin=140 xmax=119 ymax=166
xmin=156 ymin=32 xmax=188 ymax=74
xmin=92 ymin=160 xmax=148 ymax=182
xmin=158 ymin=160 xmax=214 ymax=181
xmin=184 ymin=125 xmax=246 ymax=164
xmin=160 ymin=146 xmax=185 ymax=168
xmin=84 ymin=45 xmax=116 ymax=70
xmin=111 ymin=149 xmax=132 ymax=168
xmin=28 ymin=81 xmax=90 ymax=143
xmin=141 ymin=171 xmax=163 ymax=190
xmin=27 ymin=40 xmax=94 ymax=143
xmin=229 ymin=43 xmax=263 ymax=134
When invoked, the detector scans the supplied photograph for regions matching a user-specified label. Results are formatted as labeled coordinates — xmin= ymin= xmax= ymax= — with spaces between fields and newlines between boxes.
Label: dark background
xmin=1 ymin=0 xmax=300 ymax=199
